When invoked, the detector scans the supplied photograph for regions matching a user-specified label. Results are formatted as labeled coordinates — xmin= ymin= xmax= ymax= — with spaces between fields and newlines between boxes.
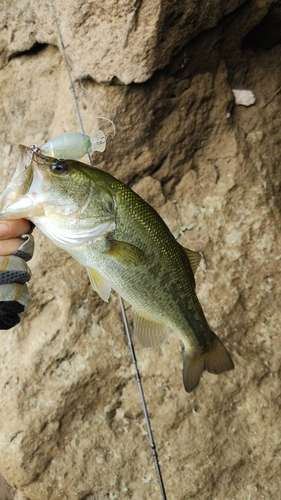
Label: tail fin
xmin=183 ymin=333 xmax=234 ymax=392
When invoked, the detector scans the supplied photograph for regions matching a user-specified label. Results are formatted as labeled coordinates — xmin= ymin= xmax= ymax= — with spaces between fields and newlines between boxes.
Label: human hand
xmin=0 ymin=219 xmax=32 ymax=255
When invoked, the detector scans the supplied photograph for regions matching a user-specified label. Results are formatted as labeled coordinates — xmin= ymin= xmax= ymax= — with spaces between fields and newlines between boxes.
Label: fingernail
xmin=0 ymin=223 xmax=10 ymax=238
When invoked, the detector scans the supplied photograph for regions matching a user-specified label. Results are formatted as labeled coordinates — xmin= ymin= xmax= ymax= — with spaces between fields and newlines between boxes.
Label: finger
xmin=0 ymin=219 xmax=31 ymax=239
xmin=0 ymin=238 xmax=25 ymax=256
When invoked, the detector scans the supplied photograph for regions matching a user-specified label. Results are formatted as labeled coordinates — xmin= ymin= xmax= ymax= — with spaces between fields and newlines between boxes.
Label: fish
xmin=0 ymin=145 xmax=234 ymax=392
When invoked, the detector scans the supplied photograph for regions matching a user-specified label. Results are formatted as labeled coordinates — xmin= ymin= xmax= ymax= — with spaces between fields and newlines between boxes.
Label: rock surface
xmin=0 ymin=0 xmax=281 ymax=499
xmin=1 ymin=0 xmax=246 ymax=83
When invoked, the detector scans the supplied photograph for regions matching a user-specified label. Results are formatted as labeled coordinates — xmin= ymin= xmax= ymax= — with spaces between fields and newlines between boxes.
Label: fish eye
xmin=50 ymin=161 xmax=68 ymax=174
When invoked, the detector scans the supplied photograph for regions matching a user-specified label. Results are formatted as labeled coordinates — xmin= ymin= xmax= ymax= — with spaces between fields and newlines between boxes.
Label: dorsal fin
xmin=87 ymin=267 xmax=111 ymax=302
xmin=182 ymin=247 xmax=201 ymax=274
xmin=133 ymin=310 xmax=169 ymax=349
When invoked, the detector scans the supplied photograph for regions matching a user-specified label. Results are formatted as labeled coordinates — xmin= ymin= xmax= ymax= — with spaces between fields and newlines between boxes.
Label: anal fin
xmin=87 ymin=267 xmax=111 ymax=302
xmin=133 ymin=311 xmax=169 ymax=349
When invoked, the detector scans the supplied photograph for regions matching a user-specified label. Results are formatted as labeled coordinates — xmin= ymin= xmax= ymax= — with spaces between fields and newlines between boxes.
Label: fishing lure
xmin=40 ymin=118 xmax=116 ymax=160
xmin=40 ymin=130 xmax=106 ymax=159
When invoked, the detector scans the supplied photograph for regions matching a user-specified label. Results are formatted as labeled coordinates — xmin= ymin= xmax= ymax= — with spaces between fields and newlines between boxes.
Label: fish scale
xmin=112 ymin=180 xmax=200 ymax=324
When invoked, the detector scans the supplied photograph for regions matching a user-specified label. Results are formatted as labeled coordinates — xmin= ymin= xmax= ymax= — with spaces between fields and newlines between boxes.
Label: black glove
xmin=0 ymin=233 xmax=34 ymax=329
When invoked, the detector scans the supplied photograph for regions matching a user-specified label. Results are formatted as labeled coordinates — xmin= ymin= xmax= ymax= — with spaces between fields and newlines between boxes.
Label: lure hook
xmin=97 ymin=115 xmax=116 ymax=139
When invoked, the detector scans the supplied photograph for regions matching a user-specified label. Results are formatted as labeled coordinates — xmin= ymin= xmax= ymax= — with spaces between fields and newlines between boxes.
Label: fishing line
xmin=49 ymin=0 xmax=91 ymax=165
xmin=261 ymin=85 xmax=281 ymax=108
xmin=119 ymin=297 xmax=167 ymax=500
xmin=48 ymin=1 xmax=167 ymax=498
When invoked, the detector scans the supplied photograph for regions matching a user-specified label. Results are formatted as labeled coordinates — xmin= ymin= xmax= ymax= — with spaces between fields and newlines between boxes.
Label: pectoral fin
xmin=105 ymin=240 xmax=146 ymax=267
xmin=133 ymin=311 xmax=169 ymax=349
xmin=182 ymin=246 xmax=201 ymax=274
xmin=87 ymin=267 xmax=111 ymax=302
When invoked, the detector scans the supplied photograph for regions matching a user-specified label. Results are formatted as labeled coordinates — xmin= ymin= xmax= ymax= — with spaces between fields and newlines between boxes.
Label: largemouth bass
xmin=0 ymin=146 xmax=234 ymax=392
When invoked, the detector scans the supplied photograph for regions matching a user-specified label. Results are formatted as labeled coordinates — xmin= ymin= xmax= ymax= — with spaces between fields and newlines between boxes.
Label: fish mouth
xmin=0 ymin=145 xmax=48 ymax=220
xmin=0 ymin=145 xmax=116 ymax=247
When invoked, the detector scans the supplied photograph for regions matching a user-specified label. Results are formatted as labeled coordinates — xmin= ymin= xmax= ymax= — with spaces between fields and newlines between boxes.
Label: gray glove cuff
xmin=0 ymin=282 xmax=32 ymax=329
xmin=0 ymin=282 xmax=32 ymax=310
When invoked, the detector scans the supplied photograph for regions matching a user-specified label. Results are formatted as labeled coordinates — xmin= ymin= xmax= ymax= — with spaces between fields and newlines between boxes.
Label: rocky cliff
xmin=0 ymin=1 xmax=280 ymax=499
